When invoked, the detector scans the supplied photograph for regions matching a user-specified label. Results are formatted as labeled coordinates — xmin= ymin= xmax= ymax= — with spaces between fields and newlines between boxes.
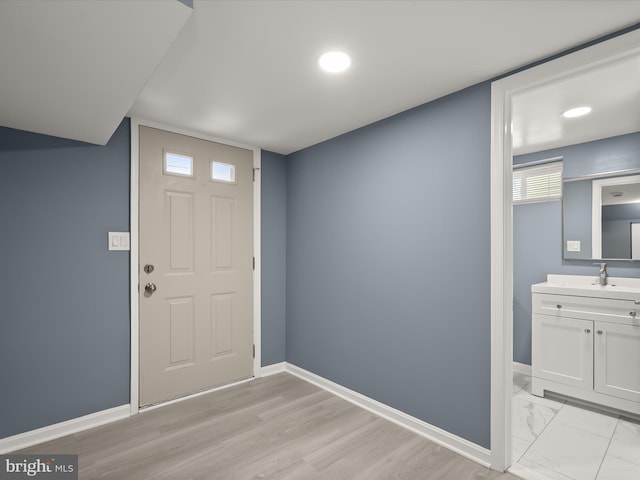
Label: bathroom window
xmin=513 ymin=160 xmax=562 ymax=204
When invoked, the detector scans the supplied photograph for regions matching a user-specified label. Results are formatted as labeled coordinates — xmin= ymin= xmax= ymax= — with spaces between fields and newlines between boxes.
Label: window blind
xmin=513 ymin=160 xmax=562 ymax=204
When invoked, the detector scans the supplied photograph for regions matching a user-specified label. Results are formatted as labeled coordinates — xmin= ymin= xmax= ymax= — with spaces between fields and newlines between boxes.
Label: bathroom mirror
xmin=510 ymin=51 xmax=640 ymax=262
xmin=563 ymin=172 xmax=640 ymax=260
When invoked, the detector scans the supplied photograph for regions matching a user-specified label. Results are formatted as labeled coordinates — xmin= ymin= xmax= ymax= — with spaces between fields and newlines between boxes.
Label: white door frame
xmin=129 ymin=118 xmax=262 ymax=414
xmin=490 ymin=29 xmax=640 ymax=471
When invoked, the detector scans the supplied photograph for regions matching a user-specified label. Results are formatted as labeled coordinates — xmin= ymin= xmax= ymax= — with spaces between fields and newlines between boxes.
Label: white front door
xmin=139 ymin=126 xmax=254 ymax=407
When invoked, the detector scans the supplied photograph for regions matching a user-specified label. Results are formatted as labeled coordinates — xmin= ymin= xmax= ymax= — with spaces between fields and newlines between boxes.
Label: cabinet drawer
xmin=533 ymin=293 xmax=640 ymax=326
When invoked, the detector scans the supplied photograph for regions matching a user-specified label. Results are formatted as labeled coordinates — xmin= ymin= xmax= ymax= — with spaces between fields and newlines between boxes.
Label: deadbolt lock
xmin=144 ymin=264 xmax=154 ymax=274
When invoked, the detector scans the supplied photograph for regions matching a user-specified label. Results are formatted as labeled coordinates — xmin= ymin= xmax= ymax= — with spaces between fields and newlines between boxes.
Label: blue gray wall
xmin=562 ymin=179 xmax=594 ymax=260
xmin=0 ymin=123 xmax=289 ymax=440
xmin=286 ymin=83 xmax=492 ymax=448
xmin=514 ymin=132 xmax=640 ymax=175
xmin=261 ymin=151 xmax=287 ymax=365
xmin=513 ymin=133 xmax=640 ymax=365
xmin=0 ymin=120 xmax=131 ymax=438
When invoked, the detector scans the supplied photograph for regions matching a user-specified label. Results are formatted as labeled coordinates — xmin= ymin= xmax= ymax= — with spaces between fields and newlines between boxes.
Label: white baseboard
xmin=512 ymin=362 xmax=532 ymax=376
xmin=260 ymin=362 xmax=287 ymax=377
xmin=0 ymin=404 xmax=130 ymax=454
xmin=284 ymin=363 xmax=492 ymax=468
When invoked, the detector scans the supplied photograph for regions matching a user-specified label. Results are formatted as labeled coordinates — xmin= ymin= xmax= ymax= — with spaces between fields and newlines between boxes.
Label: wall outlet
xmin=567 ymin=240 xmax=581 ymax=252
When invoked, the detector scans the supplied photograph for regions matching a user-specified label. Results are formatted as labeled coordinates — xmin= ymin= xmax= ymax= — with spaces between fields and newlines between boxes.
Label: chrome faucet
xmin=597 ymin=263 xmax=607 ymax=286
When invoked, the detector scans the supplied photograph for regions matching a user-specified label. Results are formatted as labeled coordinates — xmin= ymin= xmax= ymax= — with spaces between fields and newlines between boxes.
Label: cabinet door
xmin=594 ymin=322 xmax=640 ymax=402
xmin=532 ymin=314 xmax=593 ymax=390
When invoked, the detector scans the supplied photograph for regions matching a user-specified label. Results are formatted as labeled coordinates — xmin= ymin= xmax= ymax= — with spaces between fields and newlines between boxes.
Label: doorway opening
xmin=490 ymin=29 xmax=640 ymax=475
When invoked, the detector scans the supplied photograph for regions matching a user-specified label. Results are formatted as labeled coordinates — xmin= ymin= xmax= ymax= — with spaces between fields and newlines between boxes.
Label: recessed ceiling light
xmin=562 ymin=106 xmax=592 ymax=118
xmin=318 ymin=51 xmax=351 ymax=73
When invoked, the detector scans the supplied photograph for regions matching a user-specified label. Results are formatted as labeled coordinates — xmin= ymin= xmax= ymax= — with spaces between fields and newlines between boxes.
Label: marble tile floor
xmin=511 ymin=372 xmax=640 ymax=480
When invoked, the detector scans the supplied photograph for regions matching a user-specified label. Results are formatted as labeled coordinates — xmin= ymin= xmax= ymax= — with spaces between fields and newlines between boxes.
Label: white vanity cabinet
xmin=531 ymin=275 xmax=640 ymax=415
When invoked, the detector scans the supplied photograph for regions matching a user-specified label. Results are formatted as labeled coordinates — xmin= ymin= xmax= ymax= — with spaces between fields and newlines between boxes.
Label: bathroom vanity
xmin=531 ymin=274 xmax=640 ymax=415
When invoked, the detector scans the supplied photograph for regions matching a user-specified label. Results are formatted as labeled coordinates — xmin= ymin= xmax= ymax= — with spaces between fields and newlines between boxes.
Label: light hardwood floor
xmin=18 ymin=373 xmax=520 ymax=479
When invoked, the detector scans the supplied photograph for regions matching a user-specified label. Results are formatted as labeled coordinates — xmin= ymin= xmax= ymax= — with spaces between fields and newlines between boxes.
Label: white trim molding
xmin=285 ymin=363 xmax=492 ymax=468
xmin=260 ymin=362 xmax=287 ymax=377
xmin=490 ymin=76 xmax=513 ymax=473
xmin=490 ymin=28 xmax=640 ymax=472
xmin=129 ymin=119 xmax=140 ymax=416
xmin=0 ymin=405 xmax=130 ymax=454
xmin=129 ymin=118 xmax=262 ymax=412
xmin=252 ymin=151 xmax=262 ymax=378
xmin=512 ymin=362 xmax=532 ymax=376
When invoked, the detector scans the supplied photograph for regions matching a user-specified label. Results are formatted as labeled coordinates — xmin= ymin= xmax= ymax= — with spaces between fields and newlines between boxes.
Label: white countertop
xmin=532 ymin=274 xmax=640 ymax=301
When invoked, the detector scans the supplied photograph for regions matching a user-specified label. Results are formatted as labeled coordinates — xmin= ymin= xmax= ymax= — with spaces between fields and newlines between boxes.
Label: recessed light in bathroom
xmin=562 ymin=106 xmax=592 ymax=118
xmin=318 ymin=51 xmax=351 ymax=73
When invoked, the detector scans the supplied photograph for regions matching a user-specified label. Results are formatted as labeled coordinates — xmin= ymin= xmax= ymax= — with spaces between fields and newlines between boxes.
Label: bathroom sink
xmin=532 ymin=274 xmax=640 ymax=300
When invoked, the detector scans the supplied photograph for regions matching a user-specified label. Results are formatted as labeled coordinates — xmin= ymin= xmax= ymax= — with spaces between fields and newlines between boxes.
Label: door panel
xmin=139 ymin=126 xmax=253 ymax=406
xmin=532 ymin=314 xmax=593 ymax=390
xmin=211 ymin=293 xmax=234 ymax=356
xmin=167 ymin=297 xmax=195 ymax=369
xmin=167 ymin=191 xmax=194 ymax=271
xmin=212 ymin=196 xmax=234 ymax=268
xmin=594 ymin=321 xmax=640 ymax=402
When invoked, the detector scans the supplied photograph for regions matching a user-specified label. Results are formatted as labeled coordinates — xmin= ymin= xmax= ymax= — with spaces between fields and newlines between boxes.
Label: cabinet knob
xmin=597 ymin=330 xmax=603 ymax=335
xmin=584 ymin=328 xmax=591 ymax=333
xmin=556 ymin=304 xmax=562 ymax=309
xmin=630 ymin=311 xmax=637 ymax=318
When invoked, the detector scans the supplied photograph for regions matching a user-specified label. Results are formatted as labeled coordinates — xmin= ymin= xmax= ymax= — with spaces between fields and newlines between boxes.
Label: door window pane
xmin=165 ymin=152 xmax=194 ymax=177
xmin=211 ymin=161 xmax=236 ymax=183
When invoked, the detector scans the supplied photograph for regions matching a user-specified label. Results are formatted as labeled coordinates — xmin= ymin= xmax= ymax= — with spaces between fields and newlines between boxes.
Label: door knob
xmin=145 ymin=283 xmax=157 ymax=294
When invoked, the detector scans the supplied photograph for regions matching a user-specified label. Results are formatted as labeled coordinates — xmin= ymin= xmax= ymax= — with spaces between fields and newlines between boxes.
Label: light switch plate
xmin=567 ymin=240 xmax=581 ymax=252
xmin=108 ymin=232 xmax=130 ymax=251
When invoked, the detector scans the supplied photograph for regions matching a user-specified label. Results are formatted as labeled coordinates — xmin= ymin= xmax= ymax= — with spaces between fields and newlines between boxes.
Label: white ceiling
xmin=602 ymin=181 xmax=640 ymax=206
xmin=512 ymin=54 xmax=640 ymax=156
xmin=2 ymin=1 xmax=640 ymax=154
xmin=0 ymin=0 xmax=192 ymax=144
